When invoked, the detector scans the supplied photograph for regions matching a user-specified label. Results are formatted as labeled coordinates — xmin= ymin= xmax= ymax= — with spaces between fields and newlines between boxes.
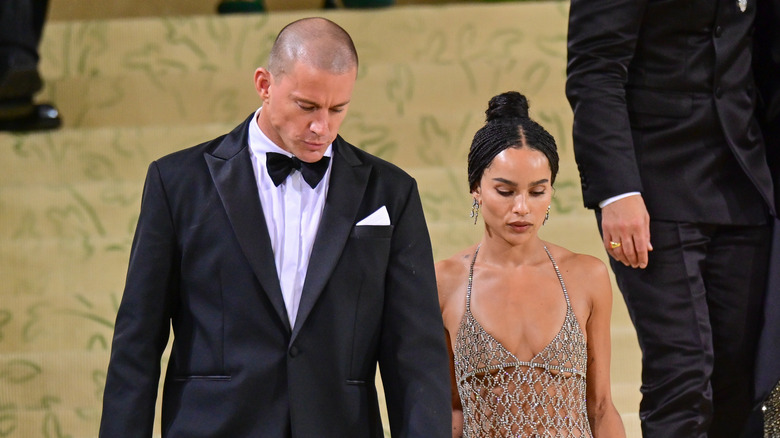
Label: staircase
xmin=0 ymin=2 xmax=642 ymax=437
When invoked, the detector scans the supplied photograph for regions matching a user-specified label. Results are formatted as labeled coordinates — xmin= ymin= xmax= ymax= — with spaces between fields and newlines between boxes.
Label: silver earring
xmin=543 ymin=205 xmax=551 ymax=225
xmin=470 ymin=198 xmax=480 ymax=225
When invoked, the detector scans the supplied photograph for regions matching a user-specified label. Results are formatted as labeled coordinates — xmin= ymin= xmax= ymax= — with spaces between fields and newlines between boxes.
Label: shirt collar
xmin=248 ymin=107 xmax=333 ymax=160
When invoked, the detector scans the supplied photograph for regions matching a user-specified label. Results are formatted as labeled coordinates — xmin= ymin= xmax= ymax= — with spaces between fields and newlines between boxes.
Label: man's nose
xmin=309 ymin=111 xmax=329 ymax=136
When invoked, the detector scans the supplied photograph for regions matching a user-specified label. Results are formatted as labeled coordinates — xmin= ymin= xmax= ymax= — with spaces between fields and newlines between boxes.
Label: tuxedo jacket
xmin=754 ymin=0 xmax=780 ymax=406
xmin=566 ymin=0 xmax=776 ymax=222
xmin=755 ymin=0 xmax=780 ymax=203
xmin=99 ymin=114 xmax=452 ymax=437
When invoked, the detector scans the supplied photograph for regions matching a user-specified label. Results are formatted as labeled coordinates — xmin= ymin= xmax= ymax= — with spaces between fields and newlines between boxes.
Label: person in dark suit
xmin=99 ymin=17 xmax=451 ymax=437
xmin=565 ymin=1 xmax=776 ymax=437
xmin=0 ymin=0 xmax=60 ymax=131
xmin=753 ymin=0 xmax=780 ymax=433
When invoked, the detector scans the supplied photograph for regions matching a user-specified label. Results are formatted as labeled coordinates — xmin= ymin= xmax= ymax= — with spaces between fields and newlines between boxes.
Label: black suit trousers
xmin=0 ymin=0 xmax=48 ymax=63
xmin=755 ymin=218 xmax=780 ymax=402
xmin=600 ymin=217 xmax=771 ymax=438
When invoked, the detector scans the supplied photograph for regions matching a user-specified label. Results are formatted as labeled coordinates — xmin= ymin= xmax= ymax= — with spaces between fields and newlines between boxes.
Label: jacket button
xmin=714 ymin=87 xmax=723 ymax=98
xmin=714 ymin=26 xmax=723 ymax=37
xmin=289 ymin=346 xmax=300 ymax=357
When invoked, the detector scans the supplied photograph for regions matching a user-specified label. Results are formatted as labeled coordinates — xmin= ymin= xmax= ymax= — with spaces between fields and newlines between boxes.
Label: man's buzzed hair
xmin=267 ymin=17 xmax=358 ymax=77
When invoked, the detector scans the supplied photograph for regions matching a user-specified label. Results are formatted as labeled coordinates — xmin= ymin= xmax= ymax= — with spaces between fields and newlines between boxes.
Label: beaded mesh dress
xmin=765 ymin=379 xmax=780 ymax=437
xmin=454 ymin=246 xmax=592 ymax=437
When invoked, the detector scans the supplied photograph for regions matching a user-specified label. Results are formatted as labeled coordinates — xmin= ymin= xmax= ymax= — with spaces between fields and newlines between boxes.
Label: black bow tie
xmin=266 ymin=152 xmax=330 ymax=188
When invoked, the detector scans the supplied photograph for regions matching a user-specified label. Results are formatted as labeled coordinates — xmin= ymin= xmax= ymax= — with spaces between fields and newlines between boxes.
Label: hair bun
xmin=485 ymin=91 xmax=530 ymax=122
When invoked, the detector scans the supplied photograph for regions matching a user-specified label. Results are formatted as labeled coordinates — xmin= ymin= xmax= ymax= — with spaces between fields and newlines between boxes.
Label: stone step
xmin=0 ymin=221 xmax=637 ymax=350
xmin=35 ymin=2 xmax=569 ymax=130
xmin=47 ymin=0 xmax=481 ymax=22
xmin=0 ymin=292 xmax=118 ymax=353
xmin=0 ymin=208 xmax=606 ymax=263
xmin=0 ymin=237 xmax=129 ymax=305
xmin=35 ymin=61 xmax=571 ymax=130
xmin=0 ymin=99 xmax=575 ymax=178
xmin=0 ymin=107 xmax=490 ymax=173
xmin=0 ymin=164 xmax=590 ymax=237
xmin=0 ymin=123 xmax=235 ymax=185
xmin=1 ymin=349 xmax=641 ymax=437
xmin=0 ymin=350 xmax=164 ymax=438
xmin=42 ymin=3 xmax=567 ymax=77
xmin=0 ymin=218 xmax=611 ymax=288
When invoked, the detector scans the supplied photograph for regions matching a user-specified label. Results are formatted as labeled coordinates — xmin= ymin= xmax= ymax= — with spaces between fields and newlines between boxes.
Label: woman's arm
xmin=436 ymin=257 xmax=467 ymax=438
xmin=583 ymin=258 xmax=627 ymax=437
xmin=446 ymin=330 xmax=464 ymax=438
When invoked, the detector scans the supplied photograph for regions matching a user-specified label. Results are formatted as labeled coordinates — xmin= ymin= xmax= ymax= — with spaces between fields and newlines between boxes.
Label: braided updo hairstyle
xmin=467 ymin=91 xmax=559 ymax=192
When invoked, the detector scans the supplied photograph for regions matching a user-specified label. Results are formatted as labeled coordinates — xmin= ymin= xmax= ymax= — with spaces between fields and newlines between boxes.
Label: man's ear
xmin=254 ymin=67 xmax=272 ymax=100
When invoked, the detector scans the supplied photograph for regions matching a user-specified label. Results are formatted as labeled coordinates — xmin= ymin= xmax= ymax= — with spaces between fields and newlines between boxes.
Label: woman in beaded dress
xmin=436 ymin=92 xmax=625 ymax=437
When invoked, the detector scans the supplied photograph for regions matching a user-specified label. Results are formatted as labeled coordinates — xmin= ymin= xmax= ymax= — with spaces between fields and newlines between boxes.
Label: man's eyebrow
xmin=292 ymin=95 xmax=350 ymax=108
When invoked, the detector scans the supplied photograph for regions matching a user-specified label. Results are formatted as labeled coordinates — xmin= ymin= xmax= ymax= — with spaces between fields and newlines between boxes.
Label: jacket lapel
xmin=205 ymin=114 xmax=291 ymax=333
xmin=291 ymin=137 xmax=371 ymax=341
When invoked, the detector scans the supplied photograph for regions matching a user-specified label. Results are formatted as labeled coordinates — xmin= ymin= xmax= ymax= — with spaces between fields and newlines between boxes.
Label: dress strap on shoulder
xmin=466 ymin=245 xmax=481 ymax=312
xmin=542 ymin=245 xmax=572 ymax=307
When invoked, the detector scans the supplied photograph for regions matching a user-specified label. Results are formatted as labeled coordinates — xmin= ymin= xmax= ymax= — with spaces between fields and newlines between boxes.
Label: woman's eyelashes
xmin=494 ymin=187 xmax=547 ymax=197
xmin=496 ymin=188 xmax=513 ymax=197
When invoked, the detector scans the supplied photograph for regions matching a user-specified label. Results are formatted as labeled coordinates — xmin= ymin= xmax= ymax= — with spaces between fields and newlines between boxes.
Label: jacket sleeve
xmin=99 ymin=162 xmax=178 ymax=438
xmin=378 ymin=179 xmax=451 ymax=438
xmin=754 ymin=0 xmax=780 ymax=153
xmin=565 ymin=0 xmax=648 ymax=208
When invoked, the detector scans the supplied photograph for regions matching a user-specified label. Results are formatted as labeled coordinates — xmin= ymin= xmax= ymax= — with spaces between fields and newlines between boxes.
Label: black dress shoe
xmin=0 ymin=102 xmax=61 ymax=132
xmin=217 ymin=1 xmax=265 ymax=13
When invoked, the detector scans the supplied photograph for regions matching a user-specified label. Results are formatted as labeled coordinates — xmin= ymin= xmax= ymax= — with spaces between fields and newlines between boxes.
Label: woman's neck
xmin=477 ymin=233 xmax=547 ymax=268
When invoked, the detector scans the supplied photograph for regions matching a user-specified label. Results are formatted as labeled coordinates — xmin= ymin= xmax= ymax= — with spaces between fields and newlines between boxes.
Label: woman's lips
xmin=508 ymin=221 xmax=533 ymax=232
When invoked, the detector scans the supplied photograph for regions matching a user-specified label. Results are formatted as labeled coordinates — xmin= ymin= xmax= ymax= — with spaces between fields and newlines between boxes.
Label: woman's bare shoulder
xmin=435 ymin=246 xmax=477 ymax=298
xmin=544 ymin=242 xmax=607 ymax=274
xmin=543 ymin=242 xmax=611 ymax=296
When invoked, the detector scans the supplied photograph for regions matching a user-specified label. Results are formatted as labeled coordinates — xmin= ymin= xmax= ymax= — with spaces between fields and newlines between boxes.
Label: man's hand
xmin=601 ymin=194 xmax=653 ymax=268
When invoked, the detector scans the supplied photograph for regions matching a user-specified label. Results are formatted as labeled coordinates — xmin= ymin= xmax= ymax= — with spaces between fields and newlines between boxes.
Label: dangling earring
xmin=470 ymin=198 xmax=480 ymax=225
xmin=543 ymin=205 xmax=551 ymax=225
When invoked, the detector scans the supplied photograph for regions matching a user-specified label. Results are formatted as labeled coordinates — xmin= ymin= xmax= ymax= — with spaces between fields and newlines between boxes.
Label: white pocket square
xmin=356 ymin=206 xmax=390 ymax=226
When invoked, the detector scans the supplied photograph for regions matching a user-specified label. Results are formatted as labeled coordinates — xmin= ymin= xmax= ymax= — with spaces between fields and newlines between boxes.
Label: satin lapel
xmin=205 ymin=117 xmax=291 ymax=333
xmin=291 ymin=139 xmax=370 ymax=341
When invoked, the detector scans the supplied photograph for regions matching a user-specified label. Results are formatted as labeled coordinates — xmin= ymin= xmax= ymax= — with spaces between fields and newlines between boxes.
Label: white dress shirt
xmin=599 ymin=191 xmax=641 ymax=208
xmin=247 ymin=108 xmax=333 ymax=327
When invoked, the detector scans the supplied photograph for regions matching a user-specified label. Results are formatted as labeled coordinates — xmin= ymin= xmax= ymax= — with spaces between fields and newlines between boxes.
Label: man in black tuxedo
xmin=754 ymin=0 xmax=780 ymax=432
xmin=0 ymin=0 xmax=60 ymax=131
xmin=566 ymin=1 xmax=776 ymax=437
xmin=99 ymin=17 xmax=451 ymax=437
